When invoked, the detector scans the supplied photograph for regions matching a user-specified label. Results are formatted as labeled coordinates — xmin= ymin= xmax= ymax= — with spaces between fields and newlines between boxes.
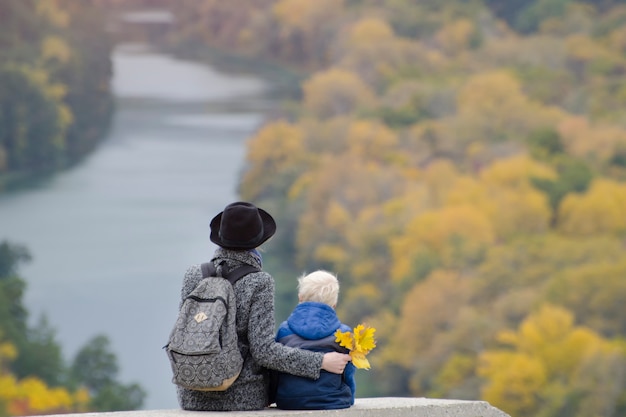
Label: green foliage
xmin=89 ymin=382 xmax=146 ymax=412
xmin=528 ymin=129 xmax=565 ymax=160
xmin=0 ymin=241 xmax=31 ymax=285
xmin=13 ymin=316 xmax=65 ymax=386
xmin=515 ymin=0 xmax=573 ymax=33
xmin=69 ymin=335 xmax=146 ymax=412
xmin=531 ymin=157 xmax=593 ymax=213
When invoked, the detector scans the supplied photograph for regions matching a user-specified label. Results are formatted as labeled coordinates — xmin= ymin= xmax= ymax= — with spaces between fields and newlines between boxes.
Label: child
xmin=273 ymin=270 xmax=356 ymax=410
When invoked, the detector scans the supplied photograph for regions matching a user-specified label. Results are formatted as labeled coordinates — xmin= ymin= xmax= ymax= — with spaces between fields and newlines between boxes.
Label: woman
xmin=176 ymin=201 xmax=351 ymax=411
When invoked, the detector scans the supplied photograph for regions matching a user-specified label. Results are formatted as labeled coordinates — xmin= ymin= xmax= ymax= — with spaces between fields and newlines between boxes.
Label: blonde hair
xmin=297 ymin=270 xmax=339 ymax=307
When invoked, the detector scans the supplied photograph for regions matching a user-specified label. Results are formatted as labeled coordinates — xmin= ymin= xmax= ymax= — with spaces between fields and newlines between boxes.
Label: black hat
xmin=210 ymin=201 xmax=276 ymax=250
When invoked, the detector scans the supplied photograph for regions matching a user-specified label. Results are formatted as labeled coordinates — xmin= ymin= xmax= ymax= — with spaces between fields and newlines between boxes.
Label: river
xmin=0 ymin=43 xmax=275 ymax=410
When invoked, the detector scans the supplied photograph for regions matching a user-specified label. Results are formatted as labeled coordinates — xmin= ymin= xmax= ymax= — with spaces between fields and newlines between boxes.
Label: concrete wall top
xmin=32 ymin=397 xmax=511 ymax=417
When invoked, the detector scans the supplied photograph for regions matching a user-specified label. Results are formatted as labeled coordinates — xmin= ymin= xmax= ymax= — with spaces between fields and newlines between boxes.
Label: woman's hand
xmin=322 ymin=352 xmax=351 ymax=374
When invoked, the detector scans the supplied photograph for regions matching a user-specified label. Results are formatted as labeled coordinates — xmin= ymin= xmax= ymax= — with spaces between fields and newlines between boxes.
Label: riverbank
xmin=161 ymin=40 xmax=308 ymax=101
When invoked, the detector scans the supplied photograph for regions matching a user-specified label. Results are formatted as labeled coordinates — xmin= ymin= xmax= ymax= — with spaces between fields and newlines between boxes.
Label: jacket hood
xmin=287 ymin=302 xmax=341 ymax=340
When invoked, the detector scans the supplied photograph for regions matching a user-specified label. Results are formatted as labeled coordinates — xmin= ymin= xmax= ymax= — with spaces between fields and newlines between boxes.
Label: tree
xmin=240 ymin=120 xmax=307 ymax=201
xmin=544 ymin=259 xmax=626 ymax=337
xmin=557 ymin=116 xmax=626 ymax=166
xmin=0 ymin=64 xmax=69 ymax=174
xmin=478 ymin=305 xmax=626 ymax=417
xmin=0 ymin=332 xmax=89 ymax=416
xmin=272 ymin=0 xmax=346 ymax=67
xmin=335 ymin=17 xmax=434 ymax=90
xmin=0 ymin=0 xmax=113 ymax=181
xmin=557 ymin=178 xmax=626 ymax=235
xmin=514 ymin=0 xmax=573 ymax=33
xmin=301 ymin=68 xmax=377 ymax=119
xmin=455 ymin=70 xmax=564 ymax=144
xmin=69 ymin=335 xmax=146 ymax=411
xmin=389 ymin=205 xmax=494 ymax=282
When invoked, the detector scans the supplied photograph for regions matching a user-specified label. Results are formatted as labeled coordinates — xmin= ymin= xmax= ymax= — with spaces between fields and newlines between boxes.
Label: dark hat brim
xmin=210 ymin=205 xmax=276 ymax=250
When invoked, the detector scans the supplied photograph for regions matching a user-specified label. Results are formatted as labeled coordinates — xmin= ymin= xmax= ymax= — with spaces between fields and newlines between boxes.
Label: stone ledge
xmin=32 ymin=397 xmax=511 ymax=417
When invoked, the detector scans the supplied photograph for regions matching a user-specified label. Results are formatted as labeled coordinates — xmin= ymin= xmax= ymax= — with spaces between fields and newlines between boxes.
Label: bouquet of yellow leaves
xmin=334 ymin=324 xmax=377 ymax=370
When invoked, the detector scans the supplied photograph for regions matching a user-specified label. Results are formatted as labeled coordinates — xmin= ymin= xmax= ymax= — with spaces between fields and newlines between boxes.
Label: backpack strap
xmin=200 ymin=262 xmax=217 ymax=278
xmin=200 ymin=262 xmax=260 ymax=285
xmin=222 ymin=265 xmax=260 ymax=285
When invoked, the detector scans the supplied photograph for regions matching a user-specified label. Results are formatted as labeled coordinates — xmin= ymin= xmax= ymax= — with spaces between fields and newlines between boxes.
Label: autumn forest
xmin=166 ymin=1 xmax=626 ymax=416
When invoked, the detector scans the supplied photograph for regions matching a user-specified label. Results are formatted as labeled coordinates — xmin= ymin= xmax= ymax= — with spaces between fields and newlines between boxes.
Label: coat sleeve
xmin=247 ymin=274 xmax=323 ymax=379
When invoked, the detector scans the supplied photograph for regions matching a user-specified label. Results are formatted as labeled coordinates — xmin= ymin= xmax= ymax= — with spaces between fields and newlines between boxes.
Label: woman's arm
xmin=247 ymin=274 xmax=324 ymax=378
xmin=246 ymin=274 xmax=350 ymax=378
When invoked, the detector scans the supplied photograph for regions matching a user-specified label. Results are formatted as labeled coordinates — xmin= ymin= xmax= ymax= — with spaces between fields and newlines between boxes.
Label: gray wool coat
xmin=176 ymin=248 xmax=324 ymax=411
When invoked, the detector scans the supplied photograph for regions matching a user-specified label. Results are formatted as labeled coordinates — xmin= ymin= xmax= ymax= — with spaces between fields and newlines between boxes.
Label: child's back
xmin=274 ymin=271 xmax=356 ymax=410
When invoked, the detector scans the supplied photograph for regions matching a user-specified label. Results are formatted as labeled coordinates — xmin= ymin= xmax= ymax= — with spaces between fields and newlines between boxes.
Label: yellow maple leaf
xmin=355 ymin=325 xmax=377 ymax=353
xmin=351 ymin=351 xmax=371 ymax=370
xmin=334 ymin=329 xmax=354 ymax=350
xmin=334 ymin=324 xmax=377 ymax=370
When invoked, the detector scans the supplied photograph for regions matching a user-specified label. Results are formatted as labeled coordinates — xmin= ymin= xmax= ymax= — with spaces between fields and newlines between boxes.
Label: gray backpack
xmin=164 ymin=261 xmax=259 ymax=391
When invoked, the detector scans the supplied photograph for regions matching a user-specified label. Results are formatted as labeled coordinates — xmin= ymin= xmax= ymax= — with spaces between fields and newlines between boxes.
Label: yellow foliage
xmin=444 ymin=162 xmax=552 ymax=239
xmin=241 ymin=120 xmax=307 ymax=199
xmin=314 ymin=243 xmax=349 ymax=265
xmin=302 ymin=68 xmax=377 ymax=119
xmin=479 ymin=304 xmax=624 ymax=416
xmin=565 ymin=34 xmax=607 ymax=62
xmin=389 ymin=270 xmax=472 ymax=365
xmin=478 ymin=352 xmax=547 ymax=416
xmin=390 ymin=205 xmax=494 ymax=280
xmin=346 ymin=120 xmax=399 ymax=162
xmin=347 ymin=18 xmax=395 ymax=45
xmin=557 ymin=116 xmax=626 ymax=162
xmin=434 ymin=354 xmax=476 ymax=391
xmin=246 ymin=120 xmax=305 ymax=170
xmin=422 ymin=159 xmax=460 ymax=207
xmin=0 ymin=374 xmax=19 ymax=401
xmin=489 ymin=187 xmax=551 ymax=238
xmin=19 ymin=378 xmax=72 ymax=411
xmin=558 ymin=179 xmax=626 ymax=236
xmin=608 ymin=25 xmax=626 ymax=52
xmin=0 ymin=336 xmax=88 ymax=415
xmin=0 ymin=342 xmax=17 ymax=362
xmin=435 ymin=19 xmax=476 ymax=54
xmin=325 ymin=200 xmax=351 ymax=230
xmin=36 ymin=0 xmax=69 ymax=28
xmin=335 ymin=324 xmax=377 ymax=369
xmin=545 ymin=258 xmax=626 ymax=336
xmin=41 ymin=36 xmax=72 ymax=64
xmin=456 ymin=70 xmax=564 ymax=141
xmin=2 ymin=374 xmax=85 ymax=416
xmin=480 ymin=155 xmax=556 ymax=189
xmin=273 ymin=0 xmax=344 ymax=31
xmin=337 ymin=20 xmax=429 ymax=89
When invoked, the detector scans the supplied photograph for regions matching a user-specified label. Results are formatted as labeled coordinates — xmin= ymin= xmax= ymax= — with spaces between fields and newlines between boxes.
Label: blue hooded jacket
xmin=274 ymin=301 xmax=356 ymax=410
